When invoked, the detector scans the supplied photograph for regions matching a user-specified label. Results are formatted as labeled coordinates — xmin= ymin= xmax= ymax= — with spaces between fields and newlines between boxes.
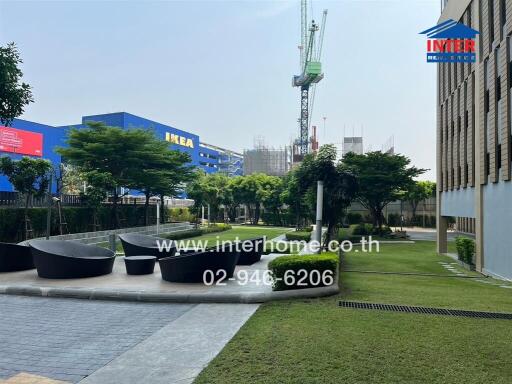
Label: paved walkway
xmin=0 ymin=296 xmax=258 ymax=384
xmin=79 ymin=304 xmax=258 ymax=384
xmin=404 ymin=227 xmax=473 ymax=241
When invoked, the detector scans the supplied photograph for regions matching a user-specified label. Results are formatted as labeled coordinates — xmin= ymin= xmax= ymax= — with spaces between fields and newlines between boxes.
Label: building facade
xmin=437 ymin=0 xmax=512 ymax=280
xmin=0 ymin=112 xmax=243 ymax=192
xmin=199 ymin=143 xmax=243 ymax=177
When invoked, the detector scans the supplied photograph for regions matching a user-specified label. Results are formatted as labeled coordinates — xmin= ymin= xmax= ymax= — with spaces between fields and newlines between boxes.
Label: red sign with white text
xmin=0 ymin=126 xmax=43 ymax=157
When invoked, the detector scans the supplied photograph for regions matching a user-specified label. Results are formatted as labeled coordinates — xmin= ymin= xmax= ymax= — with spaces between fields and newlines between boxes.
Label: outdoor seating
xmin=124 ymin=256 xmax=157 ymax=275
xmin=160 ymin=246 xmax=240 ymax=283
xmin=0 ymin=242 xmax=35 ymax=272
xmin=29 ymin=240 xmax=115 ymax=279
xmin=119 ymin=233 xmax=176 ymax=259
xmin=237 ymin=237 xmax=265 ymax=265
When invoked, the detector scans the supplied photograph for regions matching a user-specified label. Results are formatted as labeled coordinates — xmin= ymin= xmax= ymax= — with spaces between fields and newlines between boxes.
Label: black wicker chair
xmin=237 ymin=237 xmax=265 ymax=265
xmin=160 ymin=246 xmax=240 ymax=283
xmin=118 ymin=233 xmax=176 ymax=259
xmin=0 ymin=242 xmax=34 ymax=272
xmin=29 ymin=240 xmax=115 ymax=279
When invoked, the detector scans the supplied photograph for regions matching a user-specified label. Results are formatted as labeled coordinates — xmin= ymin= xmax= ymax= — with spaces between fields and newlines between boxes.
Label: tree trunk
xmin=112 ymin=188 xmax=119 ymax=229
xmin=144 ymin=191 xmax=151 ymax=226
xmin=254 ymin=203 xmax=261 ymax=225
xmin=411 ymin=201 xmax=418 ymax=218
xmin=24 ymin=194 xmax=31 ymax=240
xmin=160 ymin=194 xmax=165 ymax=224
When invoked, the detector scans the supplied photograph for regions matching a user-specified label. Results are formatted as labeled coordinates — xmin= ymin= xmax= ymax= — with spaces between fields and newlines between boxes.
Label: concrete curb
xmin=0 ymin=283 xmax=339 ymax=304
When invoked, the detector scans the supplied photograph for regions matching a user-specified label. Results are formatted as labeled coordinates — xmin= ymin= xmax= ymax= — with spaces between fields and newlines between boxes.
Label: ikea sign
xmin=165 ymin=132 xmax=194 ymax=148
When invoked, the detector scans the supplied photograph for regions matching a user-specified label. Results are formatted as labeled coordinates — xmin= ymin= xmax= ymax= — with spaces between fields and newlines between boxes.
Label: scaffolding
xmin=243 ymin=137 xmax=291 ymax=176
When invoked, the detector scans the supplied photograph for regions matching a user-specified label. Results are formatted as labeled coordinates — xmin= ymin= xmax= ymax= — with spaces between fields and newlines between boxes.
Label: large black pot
xmin=0 ymin=242 xmax=34 ymax=272
xmin=237 ymin=237 xmax=265 ymax=265
xmin=119 ymin=233 xmax=176 ymax=259
xmin=160 ymin=248 xmax=240 ymax=283
xmin=29 ymin=240 xmax=115 ymax=279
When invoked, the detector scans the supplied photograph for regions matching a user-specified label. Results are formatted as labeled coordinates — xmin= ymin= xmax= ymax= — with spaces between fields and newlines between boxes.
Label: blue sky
xmin=0 ymin=0 xmax=439 ymax=180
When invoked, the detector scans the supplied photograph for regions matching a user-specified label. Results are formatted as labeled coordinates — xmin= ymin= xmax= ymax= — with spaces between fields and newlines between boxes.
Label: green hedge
xmin=165 ymin=223 xmax=232 ymax=240
xmin=268 ymin=253 xmax=339 ymax=291
xmin=0 ymin=205 xmax=170 ymax=243
xmin=285 ymin=231 xmax=312 ymax=242
xmin=455 ymin=237 xmax=475 ymax=265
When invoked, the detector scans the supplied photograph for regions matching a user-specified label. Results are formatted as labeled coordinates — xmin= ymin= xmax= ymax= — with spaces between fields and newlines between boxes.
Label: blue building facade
xmin=0 ymin=112 xmax=243 ymax=192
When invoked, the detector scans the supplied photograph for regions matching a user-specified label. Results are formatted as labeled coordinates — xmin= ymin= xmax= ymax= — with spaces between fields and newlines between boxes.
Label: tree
xmin=403 ymin=180 xmax=436 ymax=218
xmin=127 ymin=137 xmax=193 ymax=225
xmin=342 ymin=151 xmax=426 ymax=229
xmin=0 ymin=156 xmax=52 ymax=239
xmin=57 ymin=122 xmax=175 ymax=228
xmin=187 ymin=173 xmax=232 ymax=224
xmin=0 ymin=43 xmax=34 ymax=126
xmin=294 ymin=145 xmax=358 ymax=244
xmin=257 ymin=176 xmax=284 ymax=225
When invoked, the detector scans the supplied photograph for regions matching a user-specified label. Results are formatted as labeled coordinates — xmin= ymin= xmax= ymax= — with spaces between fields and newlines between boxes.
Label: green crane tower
xmin=292 ymin=1 xmax=327 ymax=157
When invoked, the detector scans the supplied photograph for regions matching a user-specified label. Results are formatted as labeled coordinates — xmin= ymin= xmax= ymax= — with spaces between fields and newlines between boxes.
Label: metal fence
xmin=0 ymin=192 xmax=83 ymax=207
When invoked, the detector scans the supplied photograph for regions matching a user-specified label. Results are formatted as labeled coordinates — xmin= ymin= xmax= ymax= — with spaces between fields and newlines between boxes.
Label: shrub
xmin=352 ymin=223 xmax=373 ymax=236
xmin=285 ymin=231 xmax=312 ymax=242
xmin=346 ymin=212 xmax=363 ymax=225
xmin=166 ymin=229 xmax=203 ymax=240
xmin=167 ymin=207 xmax=195 ymax=222
xmin=165 ymin=223 xmax=231 ymax=240
xmin=268 ymin=253 xmax=339 ymax=291
xmin=455 ymin=237 xmax=475 ymax=265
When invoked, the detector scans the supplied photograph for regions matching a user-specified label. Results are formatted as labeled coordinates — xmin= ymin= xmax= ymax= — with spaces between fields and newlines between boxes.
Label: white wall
xmin=440 ymin=188 xmax=475 ymax=218
xmin=482 ymin=182 xmax=512 ymax=280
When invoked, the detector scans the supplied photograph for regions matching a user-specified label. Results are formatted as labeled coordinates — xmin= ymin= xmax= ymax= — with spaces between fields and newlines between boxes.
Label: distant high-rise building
xmin=342 ymin=136 xmax=363 ymax=157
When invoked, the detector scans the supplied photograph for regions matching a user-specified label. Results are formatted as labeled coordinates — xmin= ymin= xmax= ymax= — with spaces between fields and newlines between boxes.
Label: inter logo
xmin=420 ymin=19 xmax=479 ymax=63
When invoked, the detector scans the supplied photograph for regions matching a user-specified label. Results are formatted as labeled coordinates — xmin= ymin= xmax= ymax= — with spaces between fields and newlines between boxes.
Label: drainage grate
xmin=338 ymin=301 xmax=512 ymax=320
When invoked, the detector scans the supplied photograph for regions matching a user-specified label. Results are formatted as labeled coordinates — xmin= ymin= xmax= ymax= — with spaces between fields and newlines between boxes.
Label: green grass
xmin=180 ymin=225 xmax=291 ymax=244
xmin=194 ymin=241 xmax=512 ymax=384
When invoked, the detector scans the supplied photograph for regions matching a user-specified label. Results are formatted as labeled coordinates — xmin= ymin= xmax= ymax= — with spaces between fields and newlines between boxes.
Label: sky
xmin=0 ymin=0 xmax=439 ymax=180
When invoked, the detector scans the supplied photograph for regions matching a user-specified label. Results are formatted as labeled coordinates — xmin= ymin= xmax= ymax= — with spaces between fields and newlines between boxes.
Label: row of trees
xmin=187 ymin=172 xmax=285 ymax=225
xmin=187 ymin=144 xmax=429 ymax=245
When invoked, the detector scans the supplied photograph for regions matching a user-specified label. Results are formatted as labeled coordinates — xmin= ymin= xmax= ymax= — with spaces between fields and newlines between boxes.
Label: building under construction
xmin=243 ymin=137 xmax=291 ymax=176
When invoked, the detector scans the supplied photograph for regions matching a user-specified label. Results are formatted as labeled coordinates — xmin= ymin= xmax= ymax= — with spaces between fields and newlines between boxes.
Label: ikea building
xmin=0 ymin=112 xmax=243 ymax=192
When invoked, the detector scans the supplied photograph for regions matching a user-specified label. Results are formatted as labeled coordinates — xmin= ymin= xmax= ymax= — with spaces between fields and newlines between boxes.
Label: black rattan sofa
xmin=160 ymin=246 xmax=240 ymax=283
xmin=118 ymin=233 xmax=176 ymax=259
xmin=0 ymin=242 xmax=34 ymax=272
xmin=29 ymin=240 xmax=115 ymax=279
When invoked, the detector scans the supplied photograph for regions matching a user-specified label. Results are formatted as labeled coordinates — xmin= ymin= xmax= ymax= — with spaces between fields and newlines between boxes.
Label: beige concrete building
xmin=437 ymin=0 xmax=512 ymax=280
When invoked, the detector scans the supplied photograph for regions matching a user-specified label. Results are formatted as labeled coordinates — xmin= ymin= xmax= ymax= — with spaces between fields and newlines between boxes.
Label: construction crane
xmin=293 ymin=1 xmax=327 ymax=158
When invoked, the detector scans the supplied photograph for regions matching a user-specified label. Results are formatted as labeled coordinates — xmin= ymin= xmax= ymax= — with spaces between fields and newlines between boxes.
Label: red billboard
xmin=0 ymin=126 xmax=43 ymax=157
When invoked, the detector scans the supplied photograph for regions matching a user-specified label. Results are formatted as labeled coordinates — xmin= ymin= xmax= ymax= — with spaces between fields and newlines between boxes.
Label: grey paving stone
xmin=0 ymin=295 xmax=193 ymax=383
xmin=79 ymin=303 xmax=259 ymax=384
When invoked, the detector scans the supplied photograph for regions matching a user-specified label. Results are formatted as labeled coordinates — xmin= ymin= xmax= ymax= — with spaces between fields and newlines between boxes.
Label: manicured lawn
xmin=181 ymin=225 xmax=292 ymax=244
xmin=194 ymin=241 xmax=512 ymax=384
